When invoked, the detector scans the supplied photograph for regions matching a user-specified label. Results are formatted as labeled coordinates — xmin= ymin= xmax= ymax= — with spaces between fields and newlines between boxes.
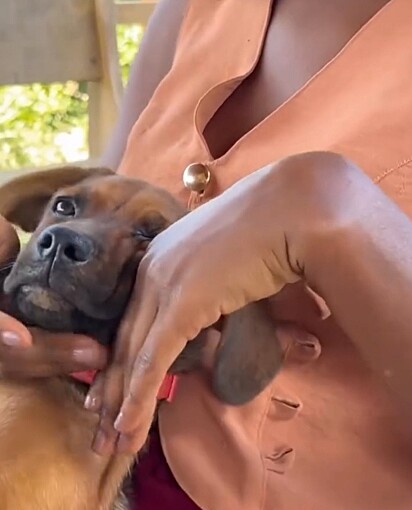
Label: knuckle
xmin=141 ymin=252 xmax=167 ymax=286
xmin=133 ymin=350 xmax=154 ymax=374
xmin=98 ymin=409 xmax=118 ymax=432
xmin=101 ymin=395 xmax=121 ymax=417
xmin=158 ymin=282 xmax=175 ymax=305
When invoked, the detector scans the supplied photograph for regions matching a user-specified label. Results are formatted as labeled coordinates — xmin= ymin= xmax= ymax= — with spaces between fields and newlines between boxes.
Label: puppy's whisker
xmin=0 ymin=260 xmax=15 ymax=274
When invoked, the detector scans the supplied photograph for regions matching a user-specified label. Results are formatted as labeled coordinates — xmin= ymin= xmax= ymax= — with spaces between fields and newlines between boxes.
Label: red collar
xmin=70 ymin=370 xmax=177 ymax=402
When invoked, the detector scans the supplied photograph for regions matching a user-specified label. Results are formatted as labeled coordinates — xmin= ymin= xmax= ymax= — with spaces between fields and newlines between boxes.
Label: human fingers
xmin=0 ymin=311 xmax=32 ymax=348
xmin=0 ymin=328 xmax=108 ymax=378
xmin=91 ymin=269 xmax=158 ymax=455
xmin=113 ymin=297 xmax=214 ymax=453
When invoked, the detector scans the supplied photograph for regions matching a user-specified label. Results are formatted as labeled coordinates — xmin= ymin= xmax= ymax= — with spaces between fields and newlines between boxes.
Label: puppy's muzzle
xmin=37 ymin=226 xmax=96 ymax=266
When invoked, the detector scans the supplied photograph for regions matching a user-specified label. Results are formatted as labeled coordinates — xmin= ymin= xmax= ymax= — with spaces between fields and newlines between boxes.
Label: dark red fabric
xmin=133 ymin=427 xmax=201 ymax=510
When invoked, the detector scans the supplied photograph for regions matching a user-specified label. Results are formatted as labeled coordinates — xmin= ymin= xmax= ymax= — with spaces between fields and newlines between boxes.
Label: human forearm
xmin=100 ymin=0 xmax=188 ymax=170
xmin=297 ymin=156 xmax=412 ymax=406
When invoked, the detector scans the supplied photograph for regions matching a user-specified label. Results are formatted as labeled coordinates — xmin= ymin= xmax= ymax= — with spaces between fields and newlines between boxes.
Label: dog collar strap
xmin=157 ymin=373 xmax=178 ymax=402
xmin=71 ymin=369 xmax=96 ymax=385
xmin=70 ymin=370 xmax=177 ymax=402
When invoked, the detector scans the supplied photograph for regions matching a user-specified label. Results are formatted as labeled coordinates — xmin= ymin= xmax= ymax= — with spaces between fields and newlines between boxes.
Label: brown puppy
xmin=0 ymin=167 xmax=283 ymax=509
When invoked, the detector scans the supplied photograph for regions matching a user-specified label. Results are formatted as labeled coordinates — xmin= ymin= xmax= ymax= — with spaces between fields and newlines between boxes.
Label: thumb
xmin=0 ymin=311 xmax=33 ymax=347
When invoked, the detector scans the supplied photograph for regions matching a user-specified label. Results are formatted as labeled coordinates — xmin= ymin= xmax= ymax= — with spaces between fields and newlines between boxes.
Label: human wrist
xmin=285 ymin=152 xmax=376 ymax=289
xmin=258 ymin=151 xmax=372 ymax=283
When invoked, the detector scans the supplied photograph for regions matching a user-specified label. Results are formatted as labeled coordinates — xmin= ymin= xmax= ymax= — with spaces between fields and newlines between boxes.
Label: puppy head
xmin=0 ymin=167 xmax=184 ymax=344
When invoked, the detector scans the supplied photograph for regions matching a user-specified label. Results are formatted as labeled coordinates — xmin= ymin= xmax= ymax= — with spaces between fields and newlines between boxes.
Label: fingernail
xmin=0 ymin=331 xmax=22 ymax=347
xmin=92 ymin=430 xmax=107 ymax=455
xmin=73 ymin=348 xmax=96 ymax=366
xmin=114 ymin=412 xmax=125 ymax=432
xmin=84 ymin=394 xmax=99 ymax=411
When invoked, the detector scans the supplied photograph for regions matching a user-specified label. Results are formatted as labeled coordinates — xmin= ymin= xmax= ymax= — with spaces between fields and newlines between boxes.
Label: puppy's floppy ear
xmin=212 ymin=300 xmax=283 ymax=406
xmin=0 ymin=165 xmax=114 ymax=232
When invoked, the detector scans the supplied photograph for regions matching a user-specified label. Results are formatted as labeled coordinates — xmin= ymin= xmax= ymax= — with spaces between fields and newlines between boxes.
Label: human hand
xmin=0 ymin=215 xmax=108 ymax=378
xmin=89 ymin=149 xmax=412 ymax=440
xmin=89 ymin=152 xmax=351 ymax=455
xmin=90 ymin=151 xmax=370 ymax=456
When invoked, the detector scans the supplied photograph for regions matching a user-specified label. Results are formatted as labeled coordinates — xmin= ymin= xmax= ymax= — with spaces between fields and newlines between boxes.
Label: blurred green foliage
xmin=0 ymin=25 xmax=143 ymax=170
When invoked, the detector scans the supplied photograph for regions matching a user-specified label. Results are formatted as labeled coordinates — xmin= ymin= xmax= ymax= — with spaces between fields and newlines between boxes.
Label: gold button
xmin=182 ymin=163 xmax=211 ymax=193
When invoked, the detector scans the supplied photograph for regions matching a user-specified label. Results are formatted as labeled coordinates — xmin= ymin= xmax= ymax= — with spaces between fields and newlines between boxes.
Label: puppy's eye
xmin=53 ymin=197 xmax=76 ymax=217
xmin=133 ymin=228 xmax=156 ymax=241
xmin=133 ymin=214 xmax=167 ymax=241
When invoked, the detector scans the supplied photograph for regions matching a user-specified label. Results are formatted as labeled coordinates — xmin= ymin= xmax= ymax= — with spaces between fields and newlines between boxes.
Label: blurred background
xmin=0 ymin=0 xmax=155 ymax=173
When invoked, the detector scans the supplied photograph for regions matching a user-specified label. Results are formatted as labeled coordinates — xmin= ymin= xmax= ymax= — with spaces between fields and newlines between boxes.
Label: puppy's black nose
xmin=37 ymin=226 xmax=95 ymax=264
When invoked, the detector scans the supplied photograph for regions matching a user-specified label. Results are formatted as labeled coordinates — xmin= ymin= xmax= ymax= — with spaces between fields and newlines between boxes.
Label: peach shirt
xmin=119 ymin=1 xmax=412 ymax=508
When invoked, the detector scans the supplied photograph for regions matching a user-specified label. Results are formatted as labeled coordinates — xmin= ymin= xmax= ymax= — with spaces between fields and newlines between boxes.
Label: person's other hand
xmin=0 ymin=326 xmax=108 ymax=378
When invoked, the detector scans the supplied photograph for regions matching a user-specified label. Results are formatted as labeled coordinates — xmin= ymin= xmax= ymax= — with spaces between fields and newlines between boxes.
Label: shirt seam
xmin=374 ymin=157 xmax=412 ymax=184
